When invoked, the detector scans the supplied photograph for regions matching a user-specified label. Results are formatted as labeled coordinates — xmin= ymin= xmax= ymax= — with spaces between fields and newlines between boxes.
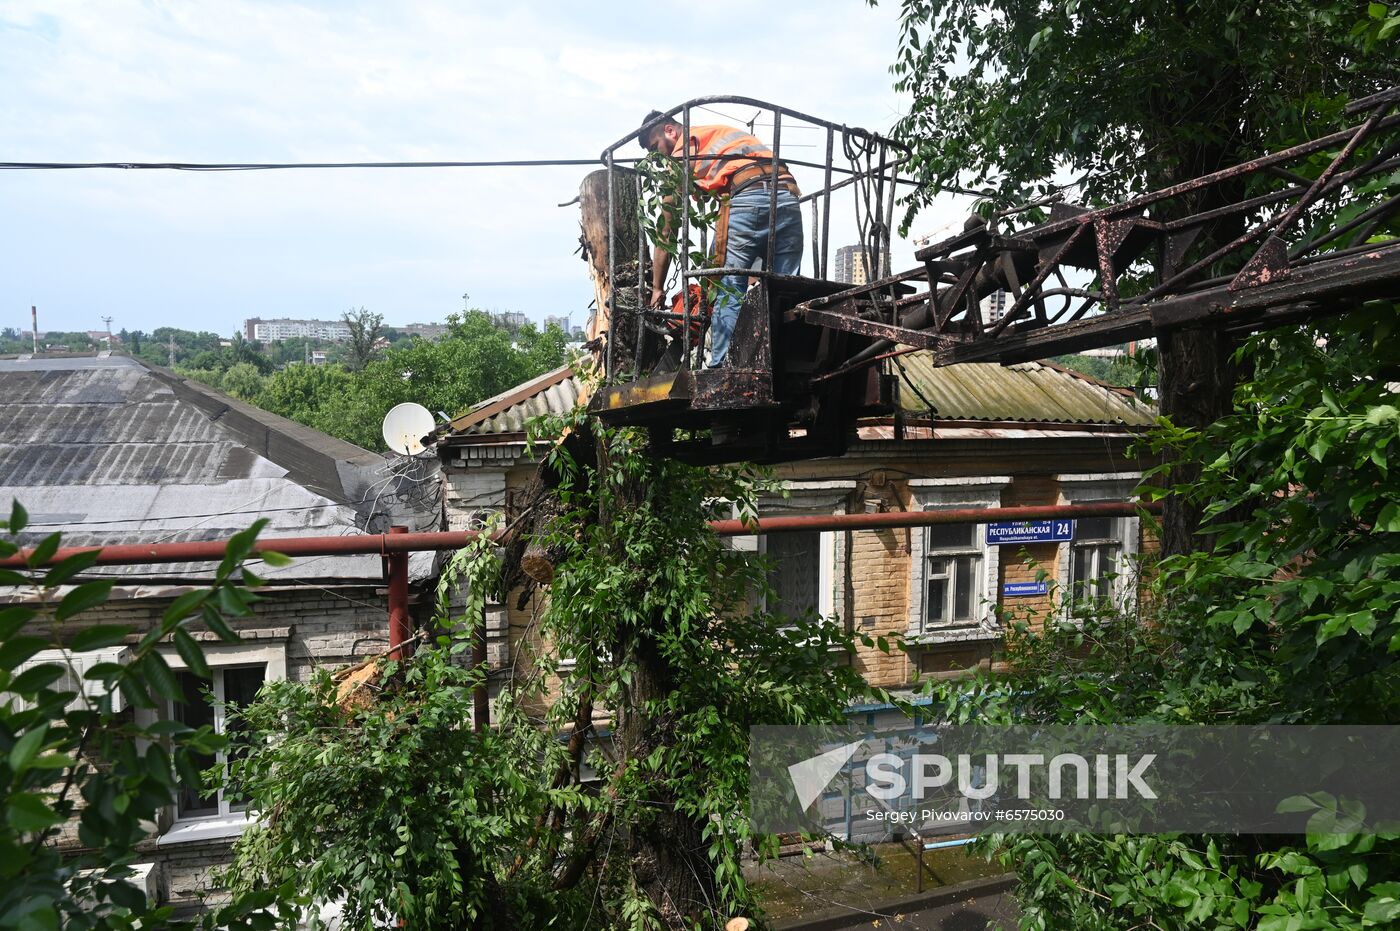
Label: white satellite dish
xmin=381 ymin=402 xmax=435 ymax=456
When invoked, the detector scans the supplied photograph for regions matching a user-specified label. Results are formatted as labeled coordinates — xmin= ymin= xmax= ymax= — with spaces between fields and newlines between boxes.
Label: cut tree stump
xmin=578 ymin=167 xmax=647 ymax=373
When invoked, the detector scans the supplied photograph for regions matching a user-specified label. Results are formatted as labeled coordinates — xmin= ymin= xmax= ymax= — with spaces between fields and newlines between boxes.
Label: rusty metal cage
xmin=586 ymin=89 xmax=1400 ymax=465
xmin=586 ymin=96 xmax=917 ymax=463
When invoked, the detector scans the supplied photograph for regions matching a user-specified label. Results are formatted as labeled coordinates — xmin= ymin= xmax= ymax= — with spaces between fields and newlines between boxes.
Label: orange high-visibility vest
xmin=670 ymin=124 xmax=776 ymax=194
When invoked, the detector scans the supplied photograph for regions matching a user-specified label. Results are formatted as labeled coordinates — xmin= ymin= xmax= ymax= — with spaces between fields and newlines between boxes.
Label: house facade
xmin=434 ymin=356 xmax=1157 ymax=705
xmin=0 ymin=355 xmax=440 ymax=913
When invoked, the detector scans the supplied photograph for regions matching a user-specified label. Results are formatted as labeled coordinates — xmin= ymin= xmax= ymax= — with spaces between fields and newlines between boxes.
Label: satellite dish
xmin=381 ymin=402 xmax=435 ymax=456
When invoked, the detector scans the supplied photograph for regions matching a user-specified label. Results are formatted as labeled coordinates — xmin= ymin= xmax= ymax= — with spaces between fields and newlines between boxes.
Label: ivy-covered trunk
xmin=616 ymin=631 xmax=716 ymax=925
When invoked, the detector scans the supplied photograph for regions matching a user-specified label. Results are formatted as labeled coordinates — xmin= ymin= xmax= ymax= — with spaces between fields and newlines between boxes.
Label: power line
xmin=0 ymin=157 xmax=640 ymax=171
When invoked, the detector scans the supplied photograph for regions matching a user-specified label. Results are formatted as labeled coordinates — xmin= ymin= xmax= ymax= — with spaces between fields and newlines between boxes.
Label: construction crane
xmin=579 ymin=90 xmax=1400 ymax=465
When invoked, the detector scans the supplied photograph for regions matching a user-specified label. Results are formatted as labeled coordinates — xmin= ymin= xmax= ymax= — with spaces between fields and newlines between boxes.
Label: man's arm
xmin=649 ymin=194 xmax=676 ymax=308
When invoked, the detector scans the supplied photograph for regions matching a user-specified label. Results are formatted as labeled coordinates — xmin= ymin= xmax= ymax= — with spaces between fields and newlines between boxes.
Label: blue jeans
xmin=708 ymin=187 xmax=803 ymax=367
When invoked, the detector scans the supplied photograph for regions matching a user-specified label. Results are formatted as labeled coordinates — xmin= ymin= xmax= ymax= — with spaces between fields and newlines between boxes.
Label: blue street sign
xmin=985 ymin=519 xmax=1075 ymax=545
xmin=1003 ymin=581 xmax=1050 ymax=597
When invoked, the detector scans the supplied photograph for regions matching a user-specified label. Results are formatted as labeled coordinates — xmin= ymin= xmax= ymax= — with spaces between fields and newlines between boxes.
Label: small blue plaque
xmin=1003 ymin=581 xmax=1050 ymax=597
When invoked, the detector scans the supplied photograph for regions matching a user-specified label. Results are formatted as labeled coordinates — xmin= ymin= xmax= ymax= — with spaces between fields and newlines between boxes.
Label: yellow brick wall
xmin=848 ymin=525 xmax=911 ymax=686
xmin=996 ymin=473 xmax=1061 ymax=630
xmin=482 ymin=436 xmax=1157 ymax=699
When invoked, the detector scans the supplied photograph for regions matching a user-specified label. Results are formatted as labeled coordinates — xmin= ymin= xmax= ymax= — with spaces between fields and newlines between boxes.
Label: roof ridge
xmin=442 ymin=363 xmax=576 ymax=436
xmin=1035 ymin=357 xmax=1138 ymax=397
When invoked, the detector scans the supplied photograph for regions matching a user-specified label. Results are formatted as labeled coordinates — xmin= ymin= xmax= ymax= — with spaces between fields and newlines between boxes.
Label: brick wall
xmin=443 ymin=434 xmax=1156 ymax=702
xmin=12 ymin=582 xmax=413 ymax=912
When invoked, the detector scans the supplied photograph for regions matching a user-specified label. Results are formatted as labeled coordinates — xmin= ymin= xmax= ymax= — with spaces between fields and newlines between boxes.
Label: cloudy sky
xmin=1 ymin=0 xmax=970 ymax=338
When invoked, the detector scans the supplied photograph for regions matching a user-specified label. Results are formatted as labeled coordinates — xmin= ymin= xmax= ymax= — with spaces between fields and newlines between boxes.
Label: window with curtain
xmin=923 ymin=522 xmax=983 ymax=629
xmin=172 ymin=664 xmax=265 ymax=819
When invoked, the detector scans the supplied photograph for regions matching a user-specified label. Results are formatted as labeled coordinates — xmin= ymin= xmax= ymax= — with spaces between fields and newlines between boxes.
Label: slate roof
xmin=0 ymin=355 xmax=434 ymax=582
xmin=440 ymin=356 xmax=1154 ymax=442
xmin=442 ymin=365 xmax=580 ymax=438
xmin=891 ymin=356 xmax=1155 ymax=426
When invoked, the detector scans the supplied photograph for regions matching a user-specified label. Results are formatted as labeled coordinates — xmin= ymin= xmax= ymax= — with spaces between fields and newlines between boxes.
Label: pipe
xmin=924 ymin=837 xmax=975 ymax=850
xmin=0 ymin=530 xmax=481 ymax=568
xmin=0 ymin=502 xmax=1160 ymax=568
xmin=915 ymin=835 xmax=976 ymax=893
xmin=386 ymin=526 xmax=411 ymax=659
xmin=707 ymin=501 xmax=1157 ymax=537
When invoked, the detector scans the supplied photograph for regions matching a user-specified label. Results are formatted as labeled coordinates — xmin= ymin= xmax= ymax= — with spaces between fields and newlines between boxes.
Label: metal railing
xmin=597 ymin=96 xmax=913 ymax=379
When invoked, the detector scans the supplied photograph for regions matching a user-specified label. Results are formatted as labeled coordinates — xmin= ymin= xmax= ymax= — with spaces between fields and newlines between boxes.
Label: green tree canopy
xmin=882 ymin=0 xmax=1397 ymax=215
xmin=247 ymin=311 xmax=570 ymax=450
xmin=342 ymin=306 xmax=384 ymax=372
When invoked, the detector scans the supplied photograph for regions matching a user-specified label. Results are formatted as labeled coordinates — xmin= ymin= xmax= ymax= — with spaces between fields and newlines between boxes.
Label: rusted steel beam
xmin=941 ymin=242 xmax=1400 ymax=364
xmin=915 ymin=112 xmax=1400 ymax=264
xmin=941 ymin=308 xmax=1156 ymax=365
xmin=801 ymin=303 xmax=963 ymax=350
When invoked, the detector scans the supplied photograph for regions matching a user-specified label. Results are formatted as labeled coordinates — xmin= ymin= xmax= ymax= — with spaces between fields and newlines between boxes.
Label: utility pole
xmin=31 ymin=306 xmax=38 ymax=354
xmin=167 ymin=334 xmax=177 ymax=367
xmin=461 ymin=292 xmax=471 ymax=312
xmin=100 ymin=315 xmax=113 ymax=347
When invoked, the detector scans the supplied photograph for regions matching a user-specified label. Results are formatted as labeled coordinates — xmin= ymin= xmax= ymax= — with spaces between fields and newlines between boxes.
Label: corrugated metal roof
xmin=0 ymin=355 xmax=434 ymax=582
xmin=443 ymin=356 xmax=1154 ymax=442
xmin=445 ymin=365 xmax=579 ymax=437
xmin=893 ymin=355 xmax=1156 ymax=426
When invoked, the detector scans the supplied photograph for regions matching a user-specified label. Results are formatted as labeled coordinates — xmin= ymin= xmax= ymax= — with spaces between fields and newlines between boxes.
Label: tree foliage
xmin=169 ymin=311 xmax=569 ymax=450
xmin=878 ymin=0 xmax=1398 ymax=557
xmin=287 ymin=311 xmax=569 ymax=449
xmin=879 ymin=0 xmax=1398 ymax=216
xmin=223 ymin=412 xmax=892 ymax=929
xmin=220 ymin=541 xmax=532 ymax=929
xmin=923 ymin=300 xmax=1400 ymax=927
xmin=342 ymin=307 xmax=384 ymax=372
xmin=0 ymin=505 xmax=300 ymax=930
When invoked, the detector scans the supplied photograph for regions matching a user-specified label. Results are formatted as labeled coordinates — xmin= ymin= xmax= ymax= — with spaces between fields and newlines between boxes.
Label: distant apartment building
xmin=543 ymin=314 xmax=571 ymax=332
xmin=833 ymin=244 xmax=891 ymax=285
xmin=243 ymin=317 xmax=353 ymax=342
xmin=981 ymin=289 xmax=1011 ymax=324
xmin=392 ymin=323 xmax=449 ymax=340
xmin=492 ymin=311 xmax=529 ymax=330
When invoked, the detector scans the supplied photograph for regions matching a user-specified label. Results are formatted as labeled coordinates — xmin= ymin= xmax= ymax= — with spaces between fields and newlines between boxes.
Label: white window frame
xmin=742 ymin=480 xmax=856 ymax=631
xmin=758 ymin=530 xmax=836 ymax=621
xmin=906 ymin=477 xmax=1010 ymax=643
xmin=149 ymin=640 xmax=287 ymax=846
xmin=7 ymin=646 xmax=132 ymax=713
xmin=1055 ymin=473 xmax=1142 ymax=615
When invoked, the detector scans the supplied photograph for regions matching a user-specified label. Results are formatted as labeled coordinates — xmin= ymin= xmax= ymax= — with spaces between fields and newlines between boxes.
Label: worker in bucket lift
xmin=638 ymin=111 xmax=802 ymax=368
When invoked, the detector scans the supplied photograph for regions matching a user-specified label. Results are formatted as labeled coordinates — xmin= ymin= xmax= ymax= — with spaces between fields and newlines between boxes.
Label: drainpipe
xmin=385 ymin=526 xmax=412 ymax=659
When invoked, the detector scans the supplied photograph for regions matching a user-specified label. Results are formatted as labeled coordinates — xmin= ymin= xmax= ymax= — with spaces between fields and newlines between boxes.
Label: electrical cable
xmin=0 ymin=158 xmax=642 ymax=171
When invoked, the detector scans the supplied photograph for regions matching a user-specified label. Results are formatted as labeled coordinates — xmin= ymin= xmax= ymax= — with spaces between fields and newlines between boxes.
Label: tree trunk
xmin=1144 ymin=72 xmax=1254 ymax=558
xmin=578 ymin=168 xmax=647 ymax=373
xmin=1156 ymin=327 xmax=1240 ymax=556
xmin=615 ymin=630 xmax=716 ymax=926
xmin=499 ymin=424 xmax=596 ymax=604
